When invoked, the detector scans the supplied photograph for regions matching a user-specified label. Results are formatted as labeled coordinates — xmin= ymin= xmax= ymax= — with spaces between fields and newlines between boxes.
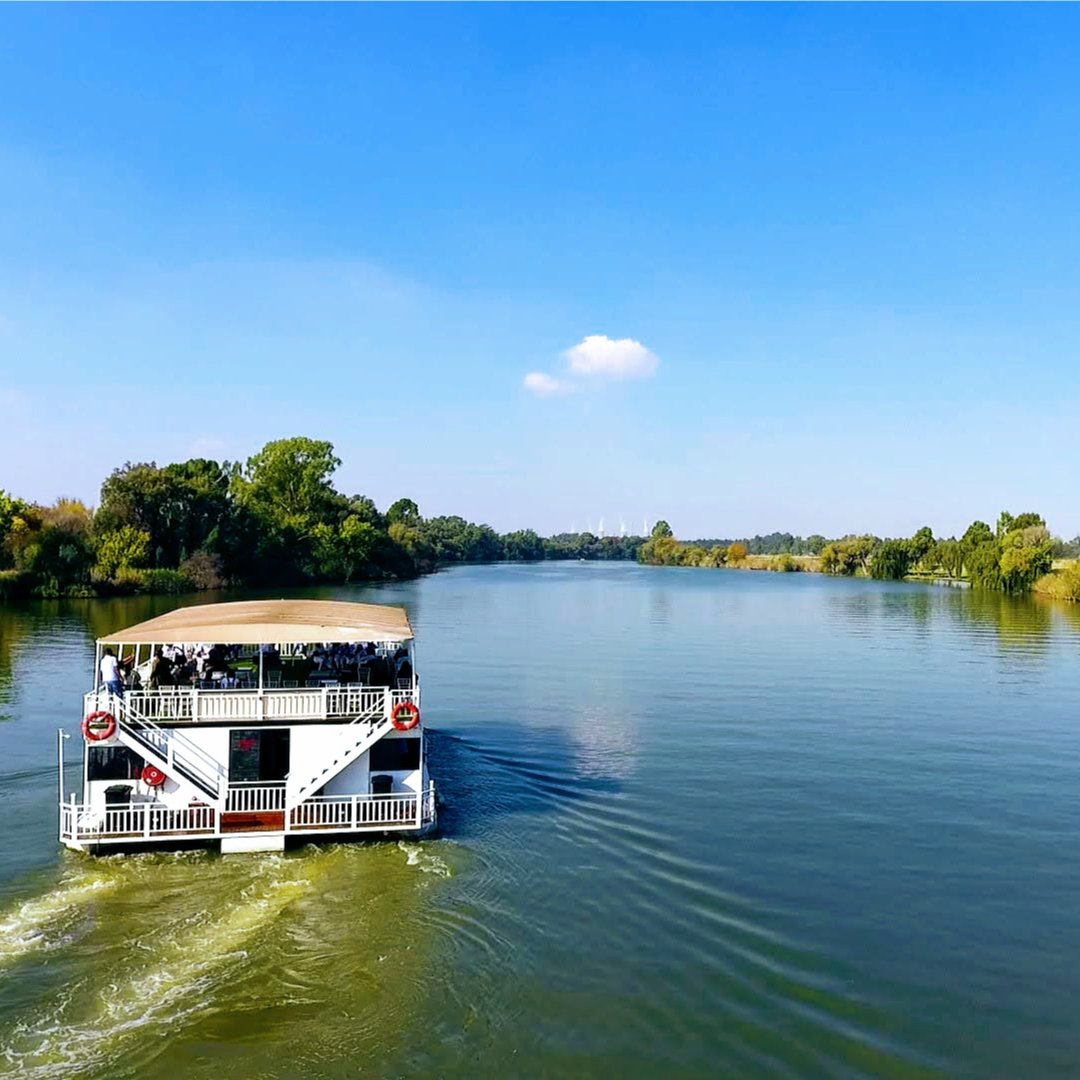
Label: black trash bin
xmin=370 ymin=774 xmax=393 ymax=796
xmin=105 ymin=784 xmax=133 ymax=805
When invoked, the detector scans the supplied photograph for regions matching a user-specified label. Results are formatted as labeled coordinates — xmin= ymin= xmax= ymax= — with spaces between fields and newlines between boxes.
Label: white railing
xmin=225 ymin=782 xmax=286 ymax=813
xmin=59 ymin=783 xmax=434 ymax=844
xmin=59 ymin=799 xmax=216 ymax=842
xmin=421 ymin=780 xmax=437 ymax=826
xmin=86 ymin=685 xmax=418 ymax=726
xmin=288 ymin=782 xmax=436 ymax=831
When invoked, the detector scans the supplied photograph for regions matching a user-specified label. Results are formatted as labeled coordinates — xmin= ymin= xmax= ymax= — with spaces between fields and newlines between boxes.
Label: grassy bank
xmin=727 ymin=554 xmax=823 ymax=573
xmin=1033 ymin=561 xmax=1080 ymax=601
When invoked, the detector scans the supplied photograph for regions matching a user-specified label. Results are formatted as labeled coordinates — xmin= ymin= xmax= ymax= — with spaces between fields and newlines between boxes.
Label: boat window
xmin=88 ymin=746 xmax=144 ymax=781
xmin=370 ymin=737 xmax=420 ymax=772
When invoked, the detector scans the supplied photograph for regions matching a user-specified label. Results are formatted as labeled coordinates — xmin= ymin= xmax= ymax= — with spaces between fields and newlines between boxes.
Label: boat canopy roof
xmin=98 ymin=599 xmax=413 ymax=645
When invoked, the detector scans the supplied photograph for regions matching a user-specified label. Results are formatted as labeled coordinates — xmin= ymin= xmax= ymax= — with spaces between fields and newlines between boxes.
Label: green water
xmin=2 ymin=563 xmax=1080 ymax=1078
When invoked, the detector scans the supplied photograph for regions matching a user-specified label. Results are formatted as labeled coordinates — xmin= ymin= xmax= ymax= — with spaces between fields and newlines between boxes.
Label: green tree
xmin=162 ymin=458 xmax=232 ymax=562
xmin=95 ymin=526 xmax=152 ymax=579
xmin=24 ymin=528 xmax=95 ymax=595
xmin=819 ymin=544 xmax=840 ymax=574
xmin=96 ymin=459 xmax=233 ymax=568
xmin=418 ymin=516 xmax=504 ymax=563
xmin=502 ymin=529 xmax=544 ymax=561
xmin=312 ymin=516 xmax=383 ymax=582
xmin=96 ymin=463 xmax=175 ymax=562
xmin=347 ymin=495 xmax=384 ymax=529
xmin=651 ymin=520 xmax=673 ymax=539
xmin=0 ymin=490 xmax=31 ymax=569
xmin=962 ymin=521 xmax=994 ymax=548
xmin=682 ymin=545 xmax=709 ymax=567
xmin=231 ymin=437 xmax=343 ymax=532
xmin=932 ymin=539 xmax=964 ymax=579
xmin=386 ymin=498 xmax=421 ymax=526
xmin=998 ymin=526 xmax=1053 ymax=593
xmin=820 ymin=536 xmax=877 ymax=576
xmin=1008 ymin=511 xmax=1045 ymax=533
xmin=870 ymin=540 xmax=912 ymax=580
xmin=965 ymin=541 xmax=1002 ymax=590
xmin=909 ymin=526 xmax=935 ymax=565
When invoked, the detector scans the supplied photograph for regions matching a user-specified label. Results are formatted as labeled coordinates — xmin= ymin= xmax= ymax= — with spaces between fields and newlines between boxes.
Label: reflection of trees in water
xmin=1 ymin=601 xmax=94 ymax=714
xmin=821 ymin=582 xmax=1060 ymax=661
xmin=957 ymin=588 xmax=1054 ymax=653
xmin=0 ymin=607 xmax=32 ymax=711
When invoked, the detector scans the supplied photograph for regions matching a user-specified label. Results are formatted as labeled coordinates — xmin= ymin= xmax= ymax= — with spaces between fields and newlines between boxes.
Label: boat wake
xmin=0 ymin=855 xmax=318 ymax=1078
xmin=0 ymin=868 xmax=125 ymax=970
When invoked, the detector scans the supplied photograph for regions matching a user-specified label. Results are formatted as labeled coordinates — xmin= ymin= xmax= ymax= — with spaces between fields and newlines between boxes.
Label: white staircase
xmin=95 ymin=692 xmax=226 ymax=808
xmin=285 ymin=714 xmax=396 ymax=810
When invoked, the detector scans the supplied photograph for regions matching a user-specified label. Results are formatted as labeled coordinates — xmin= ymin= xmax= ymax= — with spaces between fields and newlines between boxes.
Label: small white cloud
xmin=524 ymin=372 xmax=568 ymax=396
xmin=563 ymin=335 xmax=659 ymax=379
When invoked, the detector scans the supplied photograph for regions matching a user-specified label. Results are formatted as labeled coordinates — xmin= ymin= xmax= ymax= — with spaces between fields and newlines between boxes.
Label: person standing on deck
xmin=100 ymin=647 xmax=125 ymax=699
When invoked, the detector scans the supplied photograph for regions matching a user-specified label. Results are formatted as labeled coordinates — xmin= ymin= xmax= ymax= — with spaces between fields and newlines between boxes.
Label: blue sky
xmin=1 ymin=5 xmax=1077 ymax=540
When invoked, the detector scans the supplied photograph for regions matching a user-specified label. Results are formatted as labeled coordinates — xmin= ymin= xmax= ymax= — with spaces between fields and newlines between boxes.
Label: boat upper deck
xmin=98 ymin=599 xmax=413 ymax=646
xmin=94 ymin=599 xmax=418 ymax=725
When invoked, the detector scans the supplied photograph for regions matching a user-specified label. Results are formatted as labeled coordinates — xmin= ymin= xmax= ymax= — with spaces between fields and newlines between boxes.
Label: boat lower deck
xmin=59 ymin=783 xmax=437 ymax=852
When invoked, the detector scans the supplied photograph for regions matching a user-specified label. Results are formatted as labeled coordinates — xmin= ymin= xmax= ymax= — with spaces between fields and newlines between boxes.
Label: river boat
xmin=58 ymin=599 xmax=436 ymax=854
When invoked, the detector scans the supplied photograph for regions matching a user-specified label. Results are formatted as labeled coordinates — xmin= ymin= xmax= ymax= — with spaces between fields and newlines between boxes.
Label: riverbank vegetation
xmin=639 ymin=515 xmax=1080 ymax=598
xmin=5 ymin=443 xmax=1076 ymax=602
xmin=1034 ymin=561 xmax=1080 ymax=602
xmin=0 ymin=436 xmax=644 ymax=599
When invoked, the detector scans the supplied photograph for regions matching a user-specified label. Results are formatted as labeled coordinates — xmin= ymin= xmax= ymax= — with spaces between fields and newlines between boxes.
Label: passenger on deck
xmin=100 ymin=647 xmax=124 ymax=698
xmin=149 ymin=648 xmax=173 ymax=689
xmin=394 ymin=648 xmax=413 ymax=686
xmin=367 ymin=649 xmax=392 ymax=688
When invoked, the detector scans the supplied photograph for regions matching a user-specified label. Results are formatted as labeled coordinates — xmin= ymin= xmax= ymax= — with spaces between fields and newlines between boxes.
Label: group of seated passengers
xmin=148 ymin=643 xmax=234 ymax=689
xmin=134 ymin=642 xmax=412 ymax=690
xmin=355 ymin=644 xmax=412 ymax=687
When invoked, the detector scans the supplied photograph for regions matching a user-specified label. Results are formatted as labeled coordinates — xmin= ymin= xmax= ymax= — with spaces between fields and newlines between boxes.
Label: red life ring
xmin=142 ymin=765 xmax=167 ymax=787
xmin=82 ymin=711 xmax=117 ymax=741
xmin=391 ymin=701 xmax=420 ymax=731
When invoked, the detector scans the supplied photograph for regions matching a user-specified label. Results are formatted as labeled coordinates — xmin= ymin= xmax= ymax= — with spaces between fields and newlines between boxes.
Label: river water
xmin=1 ymin=562 xmax=1079 ymax=1078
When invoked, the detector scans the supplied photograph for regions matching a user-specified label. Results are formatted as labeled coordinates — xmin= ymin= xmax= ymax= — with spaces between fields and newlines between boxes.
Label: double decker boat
xmin=58 ymin=599 xmax=436 ymax=853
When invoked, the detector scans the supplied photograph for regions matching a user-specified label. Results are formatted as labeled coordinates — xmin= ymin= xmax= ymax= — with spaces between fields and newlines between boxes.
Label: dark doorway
xmin=229 ymin=729 xmax=291 ymax=782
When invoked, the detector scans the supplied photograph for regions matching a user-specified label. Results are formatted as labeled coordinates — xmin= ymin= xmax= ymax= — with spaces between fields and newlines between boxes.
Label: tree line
xmin=0 ymin=436 xmax=644 ymax=598
xmin=638 ymin=515 xmax=1080 ymax=598
xmin=4 ymin=440 xmax=1075 ymax=600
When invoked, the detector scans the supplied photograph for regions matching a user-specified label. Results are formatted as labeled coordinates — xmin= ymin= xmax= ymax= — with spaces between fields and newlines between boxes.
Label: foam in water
xmin=0 ymin=854 xmax=321 ymax=1076
xmin=397 ymin=840 xmax=451 ymax=878
xmin=0 ymin=871 xmax=123 ymax=969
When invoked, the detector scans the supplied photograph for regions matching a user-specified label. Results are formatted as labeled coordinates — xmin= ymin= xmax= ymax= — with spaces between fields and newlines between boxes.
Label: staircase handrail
xmin=91 ymin=690 xmax=225 ymax=802
xmin=281 ymin=685 xmax=396 ymax=785
xmin=284 ymin=688 xmax=404 ymax=809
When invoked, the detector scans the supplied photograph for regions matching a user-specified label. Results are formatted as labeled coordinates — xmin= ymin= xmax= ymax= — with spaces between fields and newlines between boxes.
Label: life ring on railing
xmin=142 ymin=765 xmax=167 ymax=788
xmin=391 ymin=701 xmax=420 ymax=731
xmin=82 ymin=711 xmax=116 ymax=741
